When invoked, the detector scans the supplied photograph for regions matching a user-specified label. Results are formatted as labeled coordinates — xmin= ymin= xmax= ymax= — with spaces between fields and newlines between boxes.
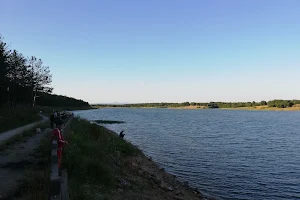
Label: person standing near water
xmin=119 ymin=130 xmax=125 ymax=138
xmin=52 ymin=119 xmax=68 ymax=175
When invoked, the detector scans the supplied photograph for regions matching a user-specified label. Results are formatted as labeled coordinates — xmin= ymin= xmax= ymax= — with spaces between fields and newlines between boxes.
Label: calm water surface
xmin=74 ymin=108 xmax=300 ymax=200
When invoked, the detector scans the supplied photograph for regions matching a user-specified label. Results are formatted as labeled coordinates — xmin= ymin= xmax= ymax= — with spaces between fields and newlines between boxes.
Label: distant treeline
xmin=36 ymin=92 xmax=90 ymax=108
xmin=95 ymin=100 xmax=300 ymax=109
xmin=0 ymin=34 xmax=89 ymax=109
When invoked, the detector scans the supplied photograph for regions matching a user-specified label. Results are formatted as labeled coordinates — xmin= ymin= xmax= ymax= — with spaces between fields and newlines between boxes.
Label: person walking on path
xmin=52 ymin=119 xmax=68 ymax=175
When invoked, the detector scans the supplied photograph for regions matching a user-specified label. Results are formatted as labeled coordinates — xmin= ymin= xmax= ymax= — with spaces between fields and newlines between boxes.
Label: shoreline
xmin=102 ymin=126 xmax=212 ymax=200
xmin=65 ymin=118 xmax=212 ymax=200
xmin=93 ymin=106 xmax=300 ymax=111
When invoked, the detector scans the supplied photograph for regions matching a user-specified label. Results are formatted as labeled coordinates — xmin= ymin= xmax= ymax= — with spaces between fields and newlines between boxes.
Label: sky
xmin=1 ymin=0 xmax=300 ymax=103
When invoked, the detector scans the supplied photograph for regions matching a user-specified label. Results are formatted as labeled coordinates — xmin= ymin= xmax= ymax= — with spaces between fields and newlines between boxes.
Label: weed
xmin=64 ymin=117 xmax=140 ymax=200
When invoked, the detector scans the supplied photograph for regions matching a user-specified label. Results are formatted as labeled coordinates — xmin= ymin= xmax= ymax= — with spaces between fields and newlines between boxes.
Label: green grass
xmin=64 ymin=117 xmax=140 ymax=200
xmin=93 ymin=120 xmax=125 ymax=124
xmin=0 ymin=121 xmax=50 ymax=151
xmin=0 ymin=108 xmax=43 ymax=133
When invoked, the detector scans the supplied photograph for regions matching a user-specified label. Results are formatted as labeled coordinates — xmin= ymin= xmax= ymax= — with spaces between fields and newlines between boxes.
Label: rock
xmin=118 ymin=178 xmax=132 ymax=188
xmin=160 ymin=182 xmax=173 ymax=192
xmin=131 ymin=162 xmax=138 ymax=167
xmin=193 ymin=188 xmax=202 ymax=195
xmin=36 ymin=128 xmax=41 ymax=133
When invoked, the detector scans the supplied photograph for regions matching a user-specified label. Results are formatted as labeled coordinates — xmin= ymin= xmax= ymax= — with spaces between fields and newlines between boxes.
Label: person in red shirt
xmin=52 ymin=119 xmax=68 ymax=173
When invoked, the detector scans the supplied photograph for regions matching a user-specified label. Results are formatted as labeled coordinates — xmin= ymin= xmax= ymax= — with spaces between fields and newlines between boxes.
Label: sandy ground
xmin=221 ymin=105 xmax=300 ymax=111
xmin=0 ymin=128 xmax=51 ymax=199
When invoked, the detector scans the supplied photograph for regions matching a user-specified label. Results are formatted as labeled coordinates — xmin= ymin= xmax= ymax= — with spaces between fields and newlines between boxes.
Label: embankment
xmin=63 ymin=118 xmax=211 ymax=200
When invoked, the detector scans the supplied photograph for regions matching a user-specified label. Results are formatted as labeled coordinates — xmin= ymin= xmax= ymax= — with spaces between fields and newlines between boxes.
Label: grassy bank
xmin=64 ymin=118 xmax=140 ymax=199
xmin=0 ymin=105 xmax=92 ymax=134
xmin=64 ymin=118 xmax=204 ymax=200
xmin=0 ymin=108 xmax=42 ymax=133
xmin=0 ymin=120 xmax=49 ymax=151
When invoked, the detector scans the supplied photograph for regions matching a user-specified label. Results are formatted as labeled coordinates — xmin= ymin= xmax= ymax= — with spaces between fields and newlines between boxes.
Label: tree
xmin=6 ymin=50 xmax=29 ymax=107
xmin=0 ymin=35 xmax=10 ymax=106
xmin=261 ymin=100 xmax=267 ymax=105
xmin=0 ymin=35 xmax=52 ymax=109
xmin=27 ymin=56 xmax=52 ymax=109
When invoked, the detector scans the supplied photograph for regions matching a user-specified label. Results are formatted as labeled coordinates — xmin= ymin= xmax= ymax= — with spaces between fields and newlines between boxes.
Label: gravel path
xmin=0 ymin=127 xmax=51 ymax=199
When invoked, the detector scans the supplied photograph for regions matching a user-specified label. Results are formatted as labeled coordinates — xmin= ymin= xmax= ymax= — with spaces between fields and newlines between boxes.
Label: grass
xmin=93 ymin=120 xmax=125 ymax=124
xmin=0 ymin=120 xmax=50 ymax=151
xmin=63 ymin=117 xmax=140 ymax=200
xmin=0 ymin=107 xmax=42 ymax=133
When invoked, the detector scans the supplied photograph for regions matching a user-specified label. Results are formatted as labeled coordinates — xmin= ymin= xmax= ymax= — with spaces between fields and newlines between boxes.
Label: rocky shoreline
xmin=104 ymin=128 xmax=215 ymax=200
xmin=65 ymin=118 xmax=216 ymax=200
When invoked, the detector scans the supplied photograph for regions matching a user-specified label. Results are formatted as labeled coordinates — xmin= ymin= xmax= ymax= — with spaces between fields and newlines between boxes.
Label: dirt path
xmin=0 ymin=115 xmax=48 ymax=143
xmin=0 ymin=128 xmax=51 ymax=199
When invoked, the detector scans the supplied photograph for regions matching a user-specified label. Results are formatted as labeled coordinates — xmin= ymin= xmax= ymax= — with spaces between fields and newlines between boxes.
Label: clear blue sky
xmin=1 ymin=0 xmax=300 ymax=103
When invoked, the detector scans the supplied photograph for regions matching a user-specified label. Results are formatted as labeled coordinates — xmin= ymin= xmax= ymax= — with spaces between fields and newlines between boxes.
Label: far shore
xmin=92 ymin=105 xmax=300 ymax=111
xmin=220 ymin=105 xmax=300 ymax=111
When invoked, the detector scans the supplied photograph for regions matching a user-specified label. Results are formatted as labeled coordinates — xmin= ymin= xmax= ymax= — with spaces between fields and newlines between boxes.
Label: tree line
xmin=0 ymin=35 xmax=89 ymax=109
xmin=95 ymin=100 xmax=299 ymax=109
xmin=36 ymin=92 xmax=89 ymax=108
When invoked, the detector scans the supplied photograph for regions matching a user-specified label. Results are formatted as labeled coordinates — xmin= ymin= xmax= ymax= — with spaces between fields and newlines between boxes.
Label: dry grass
xmin=222 ymin=105 xmax=300 ymax=111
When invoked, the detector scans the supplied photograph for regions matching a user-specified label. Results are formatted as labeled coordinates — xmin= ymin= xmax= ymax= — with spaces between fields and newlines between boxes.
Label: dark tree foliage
xmin=267 ymin=100 xmax=294 ymax=108
xmin=261 ymin=101 xmax=267 ymax=105
xmin=208 ymin=102 xmax=219 ymax=108
xmin=0 ymin=36 xmax=10 ymax=106
xmin=36 ymin=92 xmax=89 ymax=107
xmin=0 ymin=34 xmax=89 ymax=109
xmin=0 ymin=35 xmax=52 ymax=108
